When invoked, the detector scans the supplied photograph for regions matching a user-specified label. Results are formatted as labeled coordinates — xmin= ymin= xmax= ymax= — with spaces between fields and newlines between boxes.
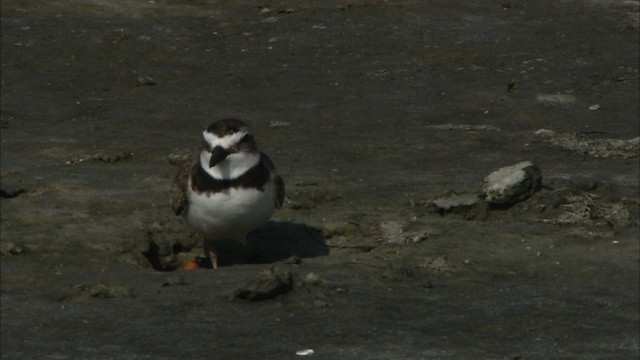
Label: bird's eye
xmin=240 ymin=134 xmax=252 ymax=143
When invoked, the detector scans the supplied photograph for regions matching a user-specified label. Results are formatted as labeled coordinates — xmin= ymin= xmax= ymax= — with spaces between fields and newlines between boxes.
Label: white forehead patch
xmin=202 ymin=130 xmax=247 ymax=149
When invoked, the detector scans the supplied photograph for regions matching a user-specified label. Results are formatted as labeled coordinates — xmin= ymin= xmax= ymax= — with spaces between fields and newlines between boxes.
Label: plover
xmin=171 ymin=118 xmax=285 ymax=268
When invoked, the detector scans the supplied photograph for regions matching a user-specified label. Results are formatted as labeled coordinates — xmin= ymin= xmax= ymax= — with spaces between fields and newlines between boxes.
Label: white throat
xmin=200 ymin=151 xmax=260 ymax=180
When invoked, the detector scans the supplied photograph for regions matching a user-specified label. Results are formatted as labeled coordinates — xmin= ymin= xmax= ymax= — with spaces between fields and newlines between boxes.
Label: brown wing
xmin=171 ymin=154 xmax=197 ymax=215
xmin=261 ymin=152 xmax=285 ymax=208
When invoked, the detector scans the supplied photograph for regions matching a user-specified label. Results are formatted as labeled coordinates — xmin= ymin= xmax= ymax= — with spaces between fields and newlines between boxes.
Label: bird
xmin=171 ymin=118 xmax=285 ymax=268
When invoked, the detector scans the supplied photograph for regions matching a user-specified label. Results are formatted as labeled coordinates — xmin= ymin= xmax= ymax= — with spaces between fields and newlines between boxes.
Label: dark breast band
xmin=191 ymin=157 xmax=270 ymax=194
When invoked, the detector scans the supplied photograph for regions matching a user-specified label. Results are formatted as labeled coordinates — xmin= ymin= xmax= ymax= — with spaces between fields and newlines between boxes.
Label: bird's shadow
xmin=246 ymin=221 xmax=329 ymax=264
xmin=206 ymin=221 xmax=329 ymax=267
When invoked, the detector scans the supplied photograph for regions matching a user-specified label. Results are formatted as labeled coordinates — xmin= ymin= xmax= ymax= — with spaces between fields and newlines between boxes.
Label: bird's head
xmin=202 ymin=118 xmax=258 ymax=168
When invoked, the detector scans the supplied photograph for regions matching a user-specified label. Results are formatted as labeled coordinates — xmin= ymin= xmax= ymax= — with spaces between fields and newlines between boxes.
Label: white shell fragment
xmin=296 ymin=349 xmax=315 ymax=356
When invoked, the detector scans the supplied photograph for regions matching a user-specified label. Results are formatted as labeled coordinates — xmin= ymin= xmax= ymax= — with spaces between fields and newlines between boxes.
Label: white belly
xmin=185 ymin=181 xmax=275 ymax=241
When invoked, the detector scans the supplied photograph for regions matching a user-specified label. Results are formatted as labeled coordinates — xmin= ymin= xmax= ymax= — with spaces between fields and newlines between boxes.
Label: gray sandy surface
xmin=1 ymin=1 xmax=639 ymax=359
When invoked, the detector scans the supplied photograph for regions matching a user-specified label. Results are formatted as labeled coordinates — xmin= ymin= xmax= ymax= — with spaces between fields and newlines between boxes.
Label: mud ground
xmin=1 ymin=1 xmax=639 ymax=359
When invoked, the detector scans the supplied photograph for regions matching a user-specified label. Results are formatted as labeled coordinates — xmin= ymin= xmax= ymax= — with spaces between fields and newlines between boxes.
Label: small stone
xmin=482 ymin=161 xmax=542 ymax=205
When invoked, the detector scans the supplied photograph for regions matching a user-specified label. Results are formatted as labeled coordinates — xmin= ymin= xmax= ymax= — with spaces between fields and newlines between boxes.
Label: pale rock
xmin=483 ymin=161 xmax=542 ymax=205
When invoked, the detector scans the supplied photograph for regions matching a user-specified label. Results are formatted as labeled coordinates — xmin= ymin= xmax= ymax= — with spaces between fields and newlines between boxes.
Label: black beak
xmin=209 ymin=146 xmax=229 ymax=168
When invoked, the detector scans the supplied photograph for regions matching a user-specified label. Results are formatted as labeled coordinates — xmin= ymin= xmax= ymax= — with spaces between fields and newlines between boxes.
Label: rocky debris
xmin=535 ymin=129 xmax=639 ymax=158
xmin=482 ymin=161 xmax=542 ymax=205
xmin=550 ymin=194 xmax=634 ymax=228
xmin=427 ymin=162 xmax=541 ymax=219
xmin=428 ymin=193 xmax=489 ymax=220
xmin=379 ymin=220 xmax=438 ymax=245
xmin=230 ymin=267 xmax=295 ymax=301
